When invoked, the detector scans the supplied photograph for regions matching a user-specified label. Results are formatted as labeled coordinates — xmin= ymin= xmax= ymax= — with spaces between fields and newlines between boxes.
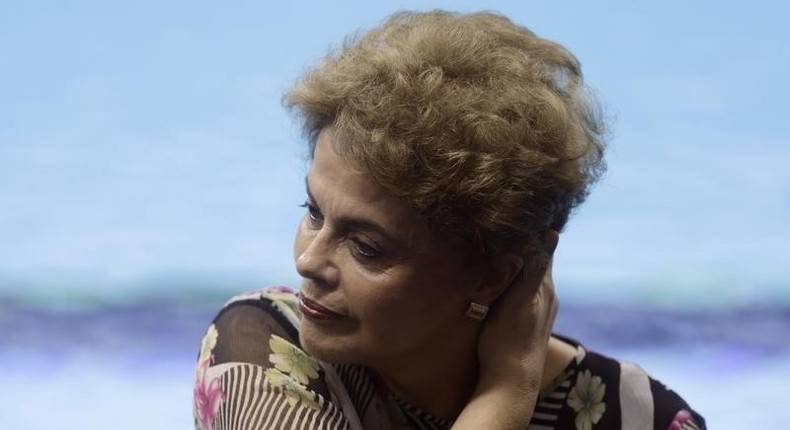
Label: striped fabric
xmin=528 ymin=377 xmax=573 ymax=429
xmin=334 ymin=364 xmax=376 ymax=420
xmin=208 ymin=362 xmax=350 ymax=430
xmin=619 ymin=361 xmax=654 ymax=430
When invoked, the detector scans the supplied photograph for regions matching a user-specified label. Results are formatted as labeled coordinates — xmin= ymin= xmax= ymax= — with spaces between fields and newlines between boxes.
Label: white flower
xmin=265 ymin=368 xmax=319 ymax=410
xmin=261 ymin=289 xmax=300 ymax=315
xmin=567 ymin=370 xmax=606 ymax=430
xmin=198 ymin=324 xmax=219 ymax=363
xmin=268 ymin=334 xmax=320 ymax=385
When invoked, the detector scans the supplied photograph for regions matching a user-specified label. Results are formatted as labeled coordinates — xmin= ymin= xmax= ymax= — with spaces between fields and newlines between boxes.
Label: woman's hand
xmin=452 ymin=231 xmax=559 ymax=430
xmin=478 ymin=230 xmax=559 ymax=391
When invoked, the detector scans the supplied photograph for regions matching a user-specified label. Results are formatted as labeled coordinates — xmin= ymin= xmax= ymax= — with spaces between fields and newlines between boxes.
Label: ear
xmin=468 ymin=253 xmax=524 ymax=306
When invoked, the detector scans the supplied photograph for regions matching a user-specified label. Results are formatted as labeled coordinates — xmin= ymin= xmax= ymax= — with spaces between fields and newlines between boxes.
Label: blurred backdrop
xmin=1 ymin=0 xmax=788 ymax=428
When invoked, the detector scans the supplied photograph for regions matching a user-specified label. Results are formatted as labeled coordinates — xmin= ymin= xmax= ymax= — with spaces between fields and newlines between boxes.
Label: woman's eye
xmin=299 ymin=202 xmax=323 ymax=228
xmin=351 ymin=238 xmax=382 ymax=259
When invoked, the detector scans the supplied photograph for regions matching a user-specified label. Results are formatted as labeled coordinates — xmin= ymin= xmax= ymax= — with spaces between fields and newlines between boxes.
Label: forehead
xmin=308 ymin=128 xmax=430 ymax=244
xmin=310 ymin=128 xmax=394 ymax=205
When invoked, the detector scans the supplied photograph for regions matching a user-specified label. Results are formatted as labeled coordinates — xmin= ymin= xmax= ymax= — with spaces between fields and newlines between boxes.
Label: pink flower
xmin=668 ymin=410 xmax=701 ymax=430
xmin=194 ymin=356 xmax=224 ymax=430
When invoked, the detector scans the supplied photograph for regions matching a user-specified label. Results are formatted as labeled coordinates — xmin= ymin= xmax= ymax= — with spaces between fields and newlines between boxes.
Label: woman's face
xmin=294 ymin=127 xmax=483 ymax=369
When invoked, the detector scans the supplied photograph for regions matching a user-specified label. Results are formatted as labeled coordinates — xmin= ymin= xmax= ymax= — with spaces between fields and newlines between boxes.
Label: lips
xmin=298 ymin=293 xmax=346 ymax=321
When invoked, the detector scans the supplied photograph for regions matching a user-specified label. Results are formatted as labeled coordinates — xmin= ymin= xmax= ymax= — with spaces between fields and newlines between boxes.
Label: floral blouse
xmin=193 ymin=287 xmax=706 ymax=430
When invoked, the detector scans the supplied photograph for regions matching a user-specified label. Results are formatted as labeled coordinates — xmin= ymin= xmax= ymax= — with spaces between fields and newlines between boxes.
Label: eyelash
xmin=299 ymin=201 xmax=383 ymax=260
xmin=350 ymin=238 xmax=382 ymax=259
xmin=299 ymin=202 xmax=323 ymax=228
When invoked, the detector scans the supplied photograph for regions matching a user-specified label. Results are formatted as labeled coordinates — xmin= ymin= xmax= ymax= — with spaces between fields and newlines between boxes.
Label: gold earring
xmin=465 ymin=302 xmax=489 ymax=321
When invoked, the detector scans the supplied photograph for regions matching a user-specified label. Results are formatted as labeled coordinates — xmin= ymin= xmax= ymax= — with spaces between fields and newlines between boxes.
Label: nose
xmin=294 ymin=226 xmax=339 ymax=288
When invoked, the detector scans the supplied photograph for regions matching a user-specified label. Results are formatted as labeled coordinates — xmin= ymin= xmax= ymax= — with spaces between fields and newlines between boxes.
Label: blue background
xmin=1 ymin=0 xmax=787 ymax=428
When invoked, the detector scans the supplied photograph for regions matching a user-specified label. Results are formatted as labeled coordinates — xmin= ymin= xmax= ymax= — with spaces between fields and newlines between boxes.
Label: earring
xmin=465 ymin=302 xmax=489 ymax=321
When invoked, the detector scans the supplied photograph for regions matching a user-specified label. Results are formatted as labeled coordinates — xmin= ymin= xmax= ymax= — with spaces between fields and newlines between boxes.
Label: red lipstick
xmin=299 ymin=293 xmax=345 ymax=321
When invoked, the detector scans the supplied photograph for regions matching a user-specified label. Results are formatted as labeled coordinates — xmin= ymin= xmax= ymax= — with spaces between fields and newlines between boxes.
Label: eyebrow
xmin=304 ymin=177 xmax=399 ymax=243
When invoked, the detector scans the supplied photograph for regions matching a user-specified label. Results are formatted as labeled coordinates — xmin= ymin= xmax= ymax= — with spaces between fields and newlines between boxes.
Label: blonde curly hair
xmin=284 ymin=10 xmax=606 ymax=264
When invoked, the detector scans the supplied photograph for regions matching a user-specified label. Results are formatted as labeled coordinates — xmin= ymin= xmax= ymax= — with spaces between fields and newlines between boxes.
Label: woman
xmin=193 ymin=10 xmax=706 ymax=430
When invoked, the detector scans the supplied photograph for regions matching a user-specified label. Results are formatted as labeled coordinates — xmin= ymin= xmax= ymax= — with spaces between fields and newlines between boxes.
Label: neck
xmin=371 ymin=336 xmax=579 ymax=422
xmin=373 ymin=327 xmax=480 ymax=422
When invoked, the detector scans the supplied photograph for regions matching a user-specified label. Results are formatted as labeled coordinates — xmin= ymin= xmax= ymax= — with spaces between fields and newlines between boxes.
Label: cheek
xmin=401 ymin=267 xmax=475 ymax=318
xmin=338 ymin=270 xmax=409 ymax=325
xmin=349 ymin=269 xmax=466 ymax=325
xmin=348 ymin=278 xmax=468 ymax=354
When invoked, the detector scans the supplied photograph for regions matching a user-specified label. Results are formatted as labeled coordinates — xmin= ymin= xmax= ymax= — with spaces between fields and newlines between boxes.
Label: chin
xmin=299 ymin=322 xmax=363 ymax=365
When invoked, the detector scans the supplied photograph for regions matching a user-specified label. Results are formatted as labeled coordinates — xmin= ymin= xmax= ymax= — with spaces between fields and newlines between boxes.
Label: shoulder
xmin=204 ymin=286 xmax=302 ymax=364
xmin=574 ymin=346 xmax=706 ymax=430
xmin=194 ymin=287 xmax=356 ymax=430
